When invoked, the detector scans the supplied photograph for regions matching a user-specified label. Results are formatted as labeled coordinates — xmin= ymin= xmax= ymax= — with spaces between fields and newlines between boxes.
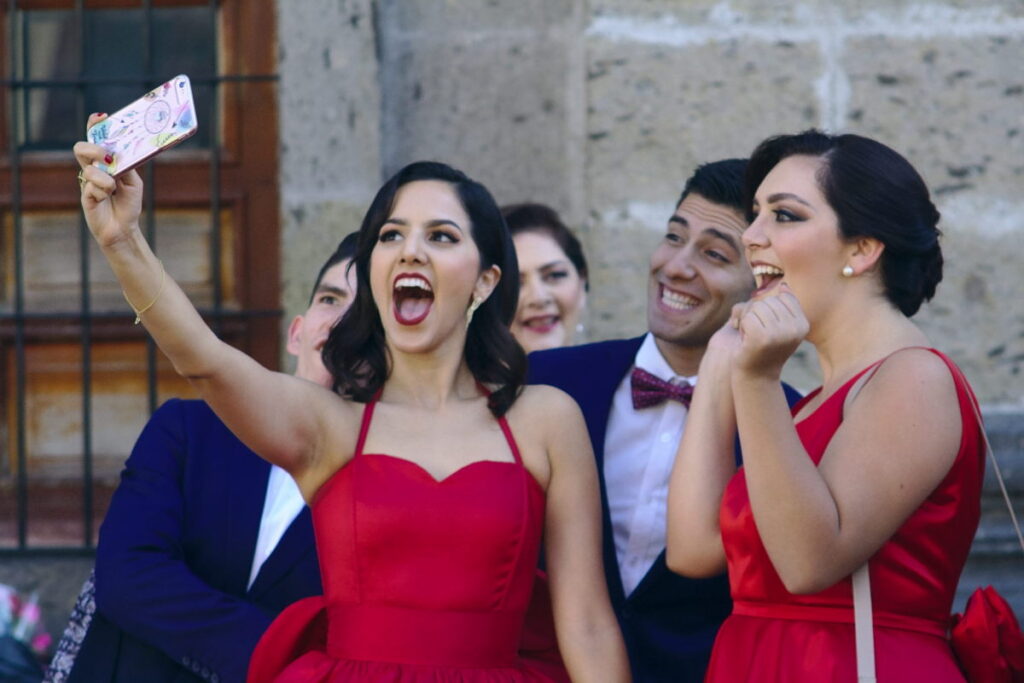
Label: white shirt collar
xmin=634 ymin=333 xmax=698 ymax=387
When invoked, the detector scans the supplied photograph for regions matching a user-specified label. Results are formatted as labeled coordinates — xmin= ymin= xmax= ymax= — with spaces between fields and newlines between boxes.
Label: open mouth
xmin=521 ymin=314 xmax=560 ymax=334
xmin=393 ymin=274 xmax=434 ymax=325
xmin=752 ymin=264 xmax=784 ymax=294
xmin=659 ymin=285 xmax=700 ymax=312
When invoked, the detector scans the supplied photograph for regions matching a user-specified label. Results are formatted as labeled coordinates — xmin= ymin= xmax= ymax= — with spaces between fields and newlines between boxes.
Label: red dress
xmin=247 ymin=398 xmax=568 ymax=682
xmin=705 ymin=349 xmax=985 ymax=682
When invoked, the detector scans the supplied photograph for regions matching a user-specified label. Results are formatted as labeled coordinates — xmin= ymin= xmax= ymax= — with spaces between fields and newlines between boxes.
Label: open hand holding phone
xmin=86 ymin=74 xmax=198 ymax=176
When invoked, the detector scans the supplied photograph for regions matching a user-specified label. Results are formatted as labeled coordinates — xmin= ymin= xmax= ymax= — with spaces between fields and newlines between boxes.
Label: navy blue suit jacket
xmin=68 ymin=399 xmax=322 ymax=683
xmin=529 ymin=337 xmax=802 ymax=683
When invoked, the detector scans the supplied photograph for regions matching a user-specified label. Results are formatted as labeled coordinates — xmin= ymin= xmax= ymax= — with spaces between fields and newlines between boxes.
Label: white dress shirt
xmin=603 ymin=333 xmax=696 ymax=596
xmin=247 ymin=464 xmax=306 ymax=590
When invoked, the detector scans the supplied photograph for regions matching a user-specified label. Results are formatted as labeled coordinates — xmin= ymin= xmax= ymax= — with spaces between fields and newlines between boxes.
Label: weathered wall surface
xmin=279 ymin=1 xmax=1024 ymax=404
xmin=277 ymin=0 xmax=1023 ymax=613
xmin=277 ymin=0 xmax=383 ymax=334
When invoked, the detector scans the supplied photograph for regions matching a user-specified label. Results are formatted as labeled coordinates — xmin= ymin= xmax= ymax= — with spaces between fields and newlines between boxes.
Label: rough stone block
xmin=914 ymin=225 xmax=1024 ymax=403
xmin=380 ymin=0 xmax=577 ymax=33
xmin=585 ymin=37 xmax=822 ymax=211
xmin=379 ymin=36 xmax=580 ymax=220
xmin=842 ymin=35 xmax=1024 ymax=197
xmin=836 ymin=1 xmax=1024 ymax=21
xmin=589 ymin=1 xmax=827 ymax=23
xmin=583 ymin=218 xmax=661 ymax=340
xmin=277 ymin=0 xmax=382 ymax=199
xmin=590 ymin=0 xmax=1024 ymax=22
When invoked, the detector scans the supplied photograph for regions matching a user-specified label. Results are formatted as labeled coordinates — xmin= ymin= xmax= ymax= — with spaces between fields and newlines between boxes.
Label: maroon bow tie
xmin=630 ymin=367 xmax=693 ymax=410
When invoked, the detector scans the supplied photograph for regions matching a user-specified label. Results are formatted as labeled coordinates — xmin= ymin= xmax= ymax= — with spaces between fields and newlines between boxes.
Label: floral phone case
xmin=86 ymin=74 xmax=198 ymax=176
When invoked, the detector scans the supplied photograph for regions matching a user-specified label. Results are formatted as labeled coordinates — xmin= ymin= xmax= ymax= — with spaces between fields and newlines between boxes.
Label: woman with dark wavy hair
xmin=666 ymin=130 xmax=1001 ymax=681
xmin=75 ymin=114 xmax=629 ymax=683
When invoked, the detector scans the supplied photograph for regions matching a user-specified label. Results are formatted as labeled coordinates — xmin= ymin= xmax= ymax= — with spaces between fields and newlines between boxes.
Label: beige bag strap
xmin=852 ymin=564 xmax=877 ymax=682
xmin=850 ymin=356 xmax=1024 ymax=683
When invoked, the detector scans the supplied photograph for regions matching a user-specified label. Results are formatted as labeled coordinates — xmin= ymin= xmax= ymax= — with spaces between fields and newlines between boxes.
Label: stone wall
xmin=280 ymin=0 xmax=1024 ymax=403
xmin=276 ymin=0 xmax=1024 ymax=616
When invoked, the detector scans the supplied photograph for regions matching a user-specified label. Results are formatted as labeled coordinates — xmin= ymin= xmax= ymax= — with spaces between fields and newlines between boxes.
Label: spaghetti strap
xmin=496 ymin=415 xmax=524 ymax=467
xmin=353 ymin=397 xmax=377 ymax=459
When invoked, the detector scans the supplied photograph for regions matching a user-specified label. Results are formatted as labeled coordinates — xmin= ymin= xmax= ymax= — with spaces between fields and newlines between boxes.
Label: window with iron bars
xmin=0 ymin=0 xmax=280 ymax=556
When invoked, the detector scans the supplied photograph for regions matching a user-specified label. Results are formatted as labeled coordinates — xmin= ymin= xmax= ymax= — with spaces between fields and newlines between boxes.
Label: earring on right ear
xmin=842 ymin=265 xmax=855 ymax=278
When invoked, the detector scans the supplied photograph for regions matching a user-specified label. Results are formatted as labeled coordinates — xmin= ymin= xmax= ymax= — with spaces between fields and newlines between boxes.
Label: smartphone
xmin=86 ymin=74 xmax=198 ymax=176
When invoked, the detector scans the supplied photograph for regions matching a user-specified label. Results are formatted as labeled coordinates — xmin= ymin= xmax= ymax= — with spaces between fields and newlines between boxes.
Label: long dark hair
xmin=323 ymin=161 xmax=525 ymax=417
xmin=745 ymin=130 xmax=943 ymax=316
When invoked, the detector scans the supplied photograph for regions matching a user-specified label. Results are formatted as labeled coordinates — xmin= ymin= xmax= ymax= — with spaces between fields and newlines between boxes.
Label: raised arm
xmin=74 ymin=118 xmax=351 ymax=482
xmin=531 ymin=386 xmax=631 ymax=683
xmin=664 ymin=322 xmax=739 ymax=578
xmin=730 ymin=289 xmax=962 ymax=593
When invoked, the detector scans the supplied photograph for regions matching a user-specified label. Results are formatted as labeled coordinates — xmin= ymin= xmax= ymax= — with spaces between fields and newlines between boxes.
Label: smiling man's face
xmin=646 ymin=192 xmax=755 ymax=353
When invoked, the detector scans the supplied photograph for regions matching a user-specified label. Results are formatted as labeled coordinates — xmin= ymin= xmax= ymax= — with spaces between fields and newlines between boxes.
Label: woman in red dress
xmin=74 ymin=114 xmax=630 ymax=682
xmin=666 ymin=130 xmax=992 ymax=681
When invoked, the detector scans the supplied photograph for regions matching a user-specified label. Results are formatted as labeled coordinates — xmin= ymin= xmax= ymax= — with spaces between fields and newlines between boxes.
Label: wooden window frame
xmin=0 ymin=0 xmax=280 ymax=550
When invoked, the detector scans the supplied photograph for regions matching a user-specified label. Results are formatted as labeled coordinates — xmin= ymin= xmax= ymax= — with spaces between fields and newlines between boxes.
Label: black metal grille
xmin=1 ymin=0 xmax=278 ymax=555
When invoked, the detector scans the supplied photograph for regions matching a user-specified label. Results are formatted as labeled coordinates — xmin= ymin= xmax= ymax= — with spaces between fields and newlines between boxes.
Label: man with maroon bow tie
xmin=527 ymin=159 xmax=801 ymax=682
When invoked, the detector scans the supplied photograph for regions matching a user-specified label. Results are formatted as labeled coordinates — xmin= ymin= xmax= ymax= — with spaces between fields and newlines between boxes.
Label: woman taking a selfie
xmin=75 ymin=113 xmax=629 ymax=683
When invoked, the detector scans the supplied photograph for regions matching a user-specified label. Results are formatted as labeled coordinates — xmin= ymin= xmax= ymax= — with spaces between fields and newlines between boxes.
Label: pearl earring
xmin=842 ymin=265 xmax=854 ymax=277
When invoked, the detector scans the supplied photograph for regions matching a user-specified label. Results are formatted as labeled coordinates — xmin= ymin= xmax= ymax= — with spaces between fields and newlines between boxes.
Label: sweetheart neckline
xmin=311 ymin=452 xmax=545 ymax=507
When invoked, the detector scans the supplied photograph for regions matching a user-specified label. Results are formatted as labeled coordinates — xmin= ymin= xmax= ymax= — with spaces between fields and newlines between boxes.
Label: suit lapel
xmin=247 ymin=506 xmax=316 ymax=599
xmin=591 ymin=337 xmax=645 ymax=609
xmin=627 ymin=549 xmax=668 ymax=602
xmin=225 ymin=450 xmax=271 ymax=596
xmin=585 ymin=337 xmax=644 ymax=471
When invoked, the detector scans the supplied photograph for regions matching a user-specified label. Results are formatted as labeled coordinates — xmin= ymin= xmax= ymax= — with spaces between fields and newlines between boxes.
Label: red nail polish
xmin=104 ymin=154 xmax=114 ymax=164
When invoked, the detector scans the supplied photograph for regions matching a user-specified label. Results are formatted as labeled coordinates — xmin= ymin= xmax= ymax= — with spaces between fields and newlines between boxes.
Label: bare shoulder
xmin=862 ymin=348 xmax=958 ymax=404
xmin=848 ymin=347 xmax=961 ymax=441
xmin=514 ymin=384 xmax=585 ymax=425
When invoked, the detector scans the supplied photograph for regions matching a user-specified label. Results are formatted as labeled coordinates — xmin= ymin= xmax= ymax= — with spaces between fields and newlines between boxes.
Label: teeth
xmin=752 ymin=265 xmax=784 ymax=277
xmin=752 ymin=264 xmax=784 ymax=289
xmin=662 ymin=288 xmax=699 ymax=311
xmin=395 ymin=277 xmax=432 ymax=291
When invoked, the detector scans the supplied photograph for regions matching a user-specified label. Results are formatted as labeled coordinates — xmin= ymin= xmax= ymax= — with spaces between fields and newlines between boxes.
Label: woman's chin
xmin=516 ymin=329 xmax=566 ymax=354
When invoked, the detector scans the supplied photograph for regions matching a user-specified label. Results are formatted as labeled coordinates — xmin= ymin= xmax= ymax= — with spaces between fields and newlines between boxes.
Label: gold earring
xmin=466 ymin=296 xmax=483 ymax=328
xmin=842 ymin=265 xmax=854 ymax=277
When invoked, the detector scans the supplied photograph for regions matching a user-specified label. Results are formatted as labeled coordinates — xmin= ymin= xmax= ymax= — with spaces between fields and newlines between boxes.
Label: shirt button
xmin=660 ymin=433 xmax=671 ymax=443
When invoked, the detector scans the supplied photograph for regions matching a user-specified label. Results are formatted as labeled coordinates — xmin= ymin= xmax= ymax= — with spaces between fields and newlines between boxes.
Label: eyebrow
xmin=384 ymin=217 xmax=465 ymax=232
xmin=537 ymin=260 xmax=571 ymax=271
xmin=705 ymin=228 xmax=741 ymax=252
xmin=766 ymin=192 xmax=813 ymax=208
xmin=669 ymin=215 xmax=741 ymax=252
xmin=314 ymin=284 xmax=348 ymax=299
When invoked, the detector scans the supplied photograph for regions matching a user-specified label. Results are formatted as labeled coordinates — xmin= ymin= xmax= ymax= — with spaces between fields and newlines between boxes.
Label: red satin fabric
xmin=247 ymin=399 xmax=567 ymax=682
xmin=705 ymin=349 xmax=986 ymax=682
xmin=951 ymin=586 xmax=1024 ymax=682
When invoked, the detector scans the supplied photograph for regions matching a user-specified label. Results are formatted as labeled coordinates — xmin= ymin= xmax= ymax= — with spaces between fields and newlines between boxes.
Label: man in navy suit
xmin=528 ymin=160 xmax=801 ymax=682
xmin=48 ymin=234 xmax=358 ymax=683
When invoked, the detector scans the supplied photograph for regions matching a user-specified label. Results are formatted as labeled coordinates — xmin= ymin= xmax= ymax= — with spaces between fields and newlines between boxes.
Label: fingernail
xmin=104 ymin=154 xmax=114 ymax=164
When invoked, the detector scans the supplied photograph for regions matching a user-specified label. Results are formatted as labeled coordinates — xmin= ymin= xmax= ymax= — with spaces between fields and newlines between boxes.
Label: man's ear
xmin=848 ymin=236 xmax=885 ymax=275
xmin=286 ymin=314 xmax=304 ymax=356
xmin=473 ymin=264 xmax=501 ymax=304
